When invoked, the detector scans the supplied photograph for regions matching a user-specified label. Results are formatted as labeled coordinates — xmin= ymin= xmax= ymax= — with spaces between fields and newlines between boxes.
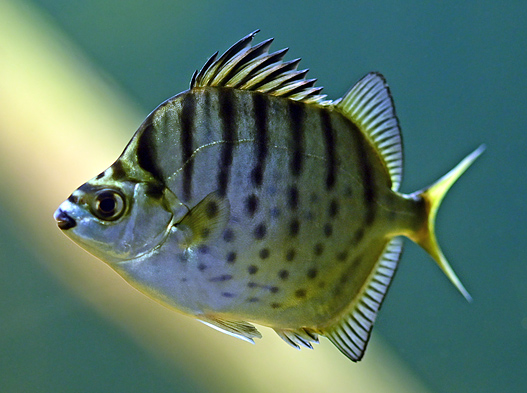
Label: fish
xmin=54 ymin=30 xmax=484 ymax=362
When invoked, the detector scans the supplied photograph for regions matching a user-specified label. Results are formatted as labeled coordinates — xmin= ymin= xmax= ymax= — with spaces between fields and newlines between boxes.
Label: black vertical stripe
xmin=288 ymin=101 xmax=305 ymax=177
xmin=251 ymin=93 xmax=268 ymax=187
xmin=350 ymin=121 xmax=376 ymax=225
xmin=217 ymin=89 xmax=237 ymax=197
xmin=320 ymin=109 xmax=337 ymax=190
xmin=136 ymin=123 xmax=164 ymax=183
xmin=181 ymin=93 xmax=196 ymax=201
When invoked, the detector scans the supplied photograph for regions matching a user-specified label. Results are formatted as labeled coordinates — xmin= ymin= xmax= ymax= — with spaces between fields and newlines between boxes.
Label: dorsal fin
xmin=336 ymin=72 xmax=404 ymax=191
xmin=190 ymin=30 xmax=330 ymax=105
xmin=324 ymin=237 xmax=403 ymax=361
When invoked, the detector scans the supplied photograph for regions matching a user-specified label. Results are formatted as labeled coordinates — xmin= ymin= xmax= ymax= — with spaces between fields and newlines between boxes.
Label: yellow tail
xmin=410 ymin=145 xmax=485 ymax=302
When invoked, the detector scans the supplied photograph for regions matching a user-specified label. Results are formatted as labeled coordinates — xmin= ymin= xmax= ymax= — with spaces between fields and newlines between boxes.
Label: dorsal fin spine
xmin=191 ymin=30 xmax=328 ymax=105
xmin=221 ymin=39 xmax=274 ymax=86
xmin=203 ymin=30 xmax=259 ymax=85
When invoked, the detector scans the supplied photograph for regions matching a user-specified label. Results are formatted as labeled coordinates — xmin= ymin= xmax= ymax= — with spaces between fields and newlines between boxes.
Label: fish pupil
xmin=98 ymin=196 xmax=116 ymax=214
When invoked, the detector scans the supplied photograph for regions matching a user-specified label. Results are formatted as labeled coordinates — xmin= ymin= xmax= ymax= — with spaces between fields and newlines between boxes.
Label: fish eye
xmin=92 ymin=189 xmax=126 ymax=221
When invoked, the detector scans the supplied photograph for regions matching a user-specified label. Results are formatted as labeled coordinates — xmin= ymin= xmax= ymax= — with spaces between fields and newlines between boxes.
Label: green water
xmin=1 ymin=1 xmax=526 ymax=392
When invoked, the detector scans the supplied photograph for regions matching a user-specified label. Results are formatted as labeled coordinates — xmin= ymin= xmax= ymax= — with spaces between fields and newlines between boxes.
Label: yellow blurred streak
xmin=0 ymin=1 xmax=432 ymax=392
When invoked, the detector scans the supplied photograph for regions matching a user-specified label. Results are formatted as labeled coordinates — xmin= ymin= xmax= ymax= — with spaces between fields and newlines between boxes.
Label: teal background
xmin=1 ymin=1 xmax=526 ymax=392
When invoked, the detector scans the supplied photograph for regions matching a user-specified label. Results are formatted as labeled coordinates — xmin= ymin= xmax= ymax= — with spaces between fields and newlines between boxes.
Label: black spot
xmin=178 ymin=253 xmax=189 ymax=263
xmin=340 ymin=274 xmax=349 ymax=284
xmin=353 ymin=228 xmax=364 ymax=243
xmin=259 ymin=248 xmax=270 ymax=259
xmin=313 ymin=243 xmax=324 ymax=256
xmin=226 ymin=252 xmax=237 ymax=264
xmin=289 ymin=218 xmax=300 ymax=237
xmin=286 ymin=249 xmax=296 ymax=261
xmin=270 ymin=207 xmax=281 ymax=218
xmin=223 ymin=228 xmax=235 ymax=242
xmin=328 ymin=199 xmax=339 ymax=218
xmin=200 ymin=228 xmax=211 ymax=239
xmin=323 ymin=223 xmax=333 ymax=237
xmin=288 ymin=186 xmax=299 ymax=210
xmin=351 ymin=256 xmax=362 ymax=269
xmin=254 ymin=223 xmax=267 ymax=239
xmin=197 ymin=245 xmax=209 ymax=254
xmin=248 ymin=297 xmax=259 ymax=302
xmin=247 ymin=282 xmax=258 ymax=288
xmin=270 ymin=302 xmax=281 ymax=309
xmin=198 ymin=263 xmax=208 ymax=271
xmin=208 ymin=274 xmax=233 ymax=282
xmin=310 ymin=192 xmax=319 ymax=203
xmin=307 ymin=268 xmax=318 ymax=279
xmin=344 ymin=185 xmax=353 ymax=197
xmin=295 ymin=289 xmax=307 ymax=298
xmin=205 ymin=201 xmax=219 ymax=219
xmin=278 ymin=270 xmax=289 ymax=280
xmin=337 ymin=250 xmax=348 ymax=262
xmin=270 ymin=286 xmax=279 ymax=293
xmin=248 ymin=265 xmax=258 ymax=274
xmin=222 ymin=292 xmax=236 ymax=298
xmin=245 ymin=194 xmax=258 ymax=217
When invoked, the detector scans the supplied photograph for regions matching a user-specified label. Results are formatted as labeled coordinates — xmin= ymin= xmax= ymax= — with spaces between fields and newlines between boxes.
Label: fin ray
xmin=178 ymin=191 xmax=230 ymax=247
xmin=190 ymin=31 xmax=330 ymax=105
xmin=324 ymin=237 xmax=403 ymax=361
xmin=336 ymin=72 xmax=403 ymax=191
xmin=274 ymin=328 xmax=319 ymax=350
xmin=410 ymin=145 xmax=485 ymax=302
xmin=198 ymin=316 xmax=262 ymax=344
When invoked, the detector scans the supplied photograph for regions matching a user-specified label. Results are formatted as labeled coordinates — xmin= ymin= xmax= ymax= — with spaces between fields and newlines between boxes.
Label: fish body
xmin=54 ymin=31 xmax=484 ymax=361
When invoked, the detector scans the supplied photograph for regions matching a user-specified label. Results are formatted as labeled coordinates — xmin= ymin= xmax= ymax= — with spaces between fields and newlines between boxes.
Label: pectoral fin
xmin=198 ymin=316 xmax=262 ymax=344
xmin=177 ymin=191 xmax=230 ymax=248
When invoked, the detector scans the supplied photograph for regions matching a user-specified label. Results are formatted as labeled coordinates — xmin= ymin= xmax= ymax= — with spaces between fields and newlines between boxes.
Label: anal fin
xmin=198 ymin=316 xmax=262 ymax=344
xmin=324 ymin=237 xmax=403 ymax=361
xmin=274 ymin=328 xmax=319 ymax=350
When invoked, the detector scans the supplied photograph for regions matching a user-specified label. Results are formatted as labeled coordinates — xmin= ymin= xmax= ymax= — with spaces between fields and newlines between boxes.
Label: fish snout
xmin=54 ymin=208 xmax=76 ymax=230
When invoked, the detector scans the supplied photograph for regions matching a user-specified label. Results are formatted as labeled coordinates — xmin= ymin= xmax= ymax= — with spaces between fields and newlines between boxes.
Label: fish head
xmin=54 ymin=173 xmax=188 ymax=263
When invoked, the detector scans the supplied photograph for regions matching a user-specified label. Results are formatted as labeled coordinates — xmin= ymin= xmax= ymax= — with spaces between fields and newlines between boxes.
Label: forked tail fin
xmin=410 ymin=145 xmax=486 ymax=302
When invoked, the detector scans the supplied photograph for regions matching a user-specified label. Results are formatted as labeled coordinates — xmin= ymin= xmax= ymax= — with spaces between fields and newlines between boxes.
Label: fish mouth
xmin=54 ymin=208 xmax=76 ymax=230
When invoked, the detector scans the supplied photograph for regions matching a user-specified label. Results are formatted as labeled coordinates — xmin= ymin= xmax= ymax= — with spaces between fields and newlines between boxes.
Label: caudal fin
xmin=410 ymin=145 xmax=485 ymax=302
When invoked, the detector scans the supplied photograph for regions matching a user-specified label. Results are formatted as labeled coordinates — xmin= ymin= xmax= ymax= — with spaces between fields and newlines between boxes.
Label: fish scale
xmin=54 ymin=31 xmax=484 ymax=361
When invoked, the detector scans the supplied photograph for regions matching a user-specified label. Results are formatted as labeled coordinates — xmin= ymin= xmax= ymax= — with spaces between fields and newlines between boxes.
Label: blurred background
xmin=1 ymin=1 xmax=525 ymax=392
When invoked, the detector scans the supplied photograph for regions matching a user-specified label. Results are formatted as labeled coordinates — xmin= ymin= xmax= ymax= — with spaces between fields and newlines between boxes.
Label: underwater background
xmin=0 ymin=1 xmax=525 ymax=392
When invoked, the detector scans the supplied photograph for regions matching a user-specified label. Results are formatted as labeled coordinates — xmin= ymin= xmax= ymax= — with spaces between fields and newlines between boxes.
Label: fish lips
xmin=54 ymin=208 xmax=77 ymax=230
